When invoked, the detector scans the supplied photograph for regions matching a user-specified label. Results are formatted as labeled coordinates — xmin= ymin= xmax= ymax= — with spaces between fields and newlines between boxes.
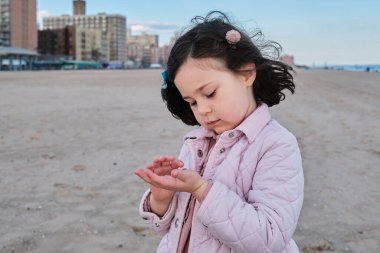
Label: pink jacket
xmin=139 ymin=103 xmax=304 ymax=253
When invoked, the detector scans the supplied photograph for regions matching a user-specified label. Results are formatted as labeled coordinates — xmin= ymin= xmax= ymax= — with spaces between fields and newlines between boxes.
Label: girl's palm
xmin=135 ymin=156 xmax=184 ymax=202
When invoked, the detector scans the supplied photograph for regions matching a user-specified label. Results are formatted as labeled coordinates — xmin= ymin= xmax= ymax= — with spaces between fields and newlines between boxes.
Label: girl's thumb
xmin=171 ymin=168 xmax=187 ymax=179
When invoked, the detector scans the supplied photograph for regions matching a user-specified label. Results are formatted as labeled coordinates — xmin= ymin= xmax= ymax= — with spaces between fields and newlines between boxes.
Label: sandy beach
xmin=0 ymin=69 xmax=379 ymax=253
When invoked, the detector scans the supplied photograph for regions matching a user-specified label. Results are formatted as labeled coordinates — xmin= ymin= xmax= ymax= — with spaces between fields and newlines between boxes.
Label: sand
xmin=0 ymin=69 xmax=379 ymax=253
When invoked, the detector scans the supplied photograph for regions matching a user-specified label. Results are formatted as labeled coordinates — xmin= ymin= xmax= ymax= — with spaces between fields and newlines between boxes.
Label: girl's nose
xmin=197 ymin=101 xmax=212 ymax=115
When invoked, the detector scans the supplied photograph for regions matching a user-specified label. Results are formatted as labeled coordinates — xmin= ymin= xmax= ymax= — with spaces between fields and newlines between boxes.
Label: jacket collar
xmin=184 ymin=126 xmax=216 ymax=142
xmin=236 ymin=103 xmax=271 ymax=143
xmin=184 ymin=103 xmax=271 ymax=143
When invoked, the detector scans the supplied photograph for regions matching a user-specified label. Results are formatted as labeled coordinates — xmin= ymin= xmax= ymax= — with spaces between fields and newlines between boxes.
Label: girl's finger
xmin=162 ymin=155 xmax=176 ymax=161
xmin=146 ymin=162 xmax=156 ymax=170
xmin=134 ymin=169 xmax=153 ymax=184
xmin=153 ymin=155 xmax=169 ymax=162
xmin=152 ymin=155 xmax=176 ymax=164
xmin=152 ymin=156 xmax=164 ymax=162
xmin=173 ymin=160 xmax=184 ymax=168
xmin=159 ymin=161 xmax=172 ymax=167
xmin=153 ymin=166 xmax=173 ymax=175
xmin=139 ymin=170 xmax=170 ymax=190
xmin=154 ymin=160 xmax=184 ymax=174
xmin=147 ymin=159 xmax=173 ymax=171
xmin=161 ymin=159 xmax=183 ymax=168
xmin=151 ymin=161 xmax=172 ymax=170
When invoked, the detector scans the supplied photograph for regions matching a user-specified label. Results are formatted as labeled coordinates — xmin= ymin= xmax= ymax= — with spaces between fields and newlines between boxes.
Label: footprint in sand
xmin=131 ymin=226 xmax=151 ymax=236
xmin=52 ymin=183 xmax=99 ymax=201
xmin=72 ymin=164 xmax=87 ymax=172
xmin=41 ymin=154 xmax=56 ymax=159
xmin=367 ymin=148 xmax=380 ymax=157
xmin=301 ymin=239 xmax=336 ymax=253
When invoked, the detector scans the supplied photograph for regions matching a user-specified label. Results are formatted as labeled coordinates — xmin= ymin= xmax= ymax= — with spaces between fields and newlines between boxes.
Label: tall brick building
xmin=73 ymin=0 xmax=86 ymax=15
xmin=0 ymin=0 xmax=37 ymax=51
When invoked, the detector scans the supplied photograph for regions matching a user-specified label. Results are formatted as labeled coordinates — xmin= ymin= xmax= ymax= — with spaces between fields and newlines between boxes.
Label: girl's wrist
xmin=191 ymin=179 xmax=209 ymax=201
xmin=150 ymin=193 xmax=174 ymax=216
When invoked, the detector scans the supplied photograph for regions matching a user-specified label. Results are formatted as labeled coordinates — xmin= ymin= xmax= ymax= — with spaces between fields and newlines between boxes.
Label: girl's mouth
xmin=207 ymin=120 xmax=220 ymax=126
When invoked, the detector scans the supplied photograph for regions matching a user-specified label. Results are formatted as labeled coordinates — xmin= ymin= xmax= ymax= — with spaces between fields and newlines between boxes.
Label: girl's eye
xmin=206 ymin=90 xmax=216 ymax=98
xmin=189 ymin=101 xmax=197 ymax=106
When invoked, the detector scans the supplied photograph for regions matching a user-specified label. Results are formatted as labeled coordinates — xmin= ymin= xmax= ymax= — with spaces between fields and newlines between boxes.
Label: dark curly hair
xmin=162 ymin=11 xmax=295 ymax=126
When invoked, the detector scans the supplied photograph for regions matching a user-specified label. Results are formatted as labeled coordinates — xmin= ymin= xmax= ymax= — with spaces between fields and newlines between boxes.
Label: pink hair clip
xmin=225 ymin=29 xmax=241 ymax=45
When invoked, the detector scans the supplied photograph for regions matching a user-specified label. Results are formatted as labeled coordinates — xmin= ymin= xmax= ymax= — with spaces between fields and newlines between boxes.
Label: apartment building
xmin=38 ymin=26 xmax=109 ymax=61
xmin=75 ymin=26 xmax=109 ymax=61
xmin=127 ymin=31 xmax=158 ymax=46
xmin=42 ymin=1 xmax=126 ymax=61
xmin=38 ymin=26 xmax=75 ymax=59
xmin=0 ymin=0 xmax=37 ymax=51
xmin=127 ymin=30 xmax=161 ymax=66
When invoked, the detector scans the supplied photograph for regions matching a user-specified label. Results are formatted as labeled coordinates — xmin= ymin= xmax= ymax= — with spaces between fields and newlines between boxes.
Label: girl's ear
xmin=238 ymin=63 xmax=256 ymax=87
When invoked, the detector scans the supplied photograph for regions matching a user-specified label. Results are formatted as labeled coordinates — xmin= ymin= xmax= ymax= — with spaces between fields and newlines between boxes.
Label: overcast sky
xmin=38 ymin=0 xmax=380 ymax=65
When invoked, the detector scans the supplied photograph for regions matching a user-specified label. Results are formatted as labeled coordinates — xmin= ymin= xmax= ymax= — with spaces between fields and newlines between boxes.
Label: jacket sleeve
xmin=196 ymin=133 xmax=304 ymax=253
xmin=139 ymin=189 xmax=178 ymax=236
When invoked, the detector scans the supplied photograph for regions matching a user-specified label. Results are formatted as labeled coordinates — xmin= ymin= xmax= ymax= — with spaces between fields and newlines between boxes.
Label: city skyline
xmin=37 ymin=0 xmax=380 ymax=65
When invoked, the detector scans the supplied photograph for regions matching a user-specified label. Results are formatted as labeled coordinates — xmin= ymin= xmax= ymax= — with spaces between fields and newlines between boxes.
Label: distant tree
xmin=91 ymin=49 xmax=102 ymax=61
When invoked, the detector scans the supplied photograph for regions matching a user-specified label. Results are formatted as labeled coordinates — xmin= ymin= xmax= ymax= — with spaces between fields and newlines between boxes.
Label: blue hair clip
xmin=161 ymin=70 xmax=168 ymax=89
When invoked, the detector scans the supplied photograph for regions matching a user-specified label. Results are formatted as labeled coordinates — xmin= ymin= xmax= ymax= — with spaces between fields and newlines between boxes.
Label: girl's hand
xmin=138 ymin=168 xmax=208 ymax=201
xmin=146 ymin=155 xmax=184 ymax=179
xmin=135 ymin=156 xmax=184 ymax=210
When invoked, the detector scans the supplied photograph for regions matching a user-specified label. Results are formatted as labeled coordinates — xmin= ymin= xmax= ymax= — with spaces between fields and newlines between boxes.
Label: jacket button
xmin=155 ymin=223 xmax=160 ymax=228
xmin=228 ymin=132 xmax=234 ymax=138
xmin=175 ymin=218 xmax=179 ymax=228
xmin=219 ymin=148 xmax=225 ymax=154
xmin=197 ymin=149 xmax=203 ymax=157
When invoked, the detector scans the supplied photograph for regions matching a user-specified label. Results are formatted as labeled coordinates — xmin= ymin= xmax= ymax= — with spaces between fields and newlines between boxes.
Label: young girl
xmin=135 ymin=11 xmax=304 ymax=253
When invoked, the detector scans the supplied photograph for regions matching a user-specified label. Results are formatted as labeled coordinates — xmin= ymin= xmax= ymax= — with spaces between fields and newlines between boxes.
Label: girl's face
xmin=174 ymin=57 xmax=257 ymax=134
